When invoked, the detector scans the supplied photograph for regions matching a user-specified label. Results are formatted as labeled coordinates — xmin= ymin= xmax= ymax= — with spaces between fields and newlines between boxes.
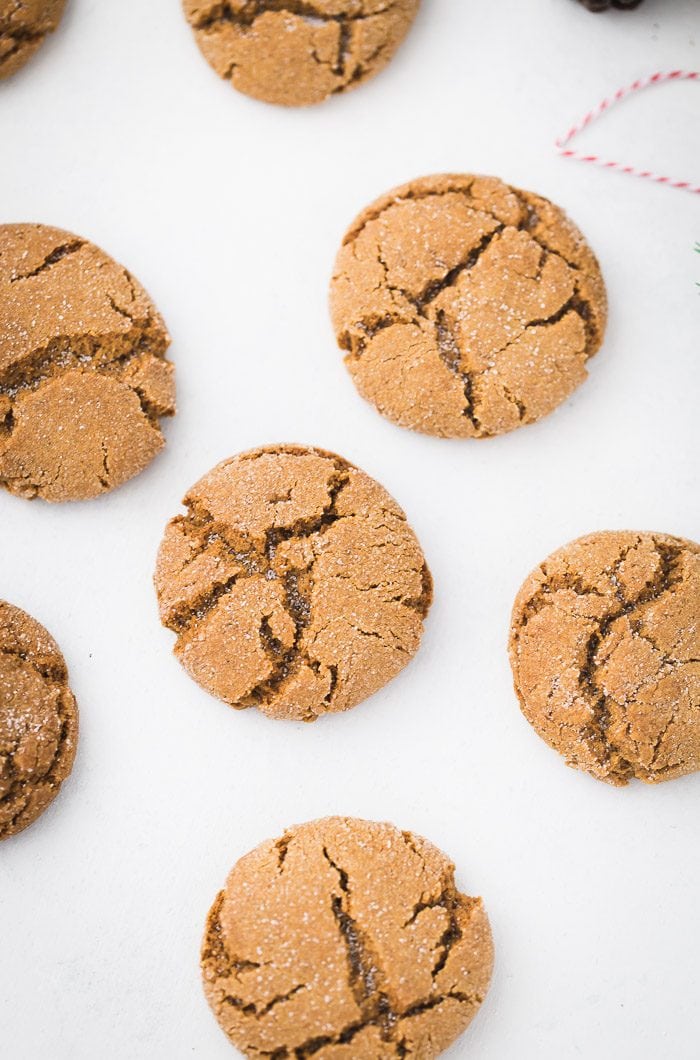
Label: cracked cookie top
xmin=155 ymin=444 xmax=432 ymax=721
xmin=509 ymin=531 xmax=700 ymax=786
xmin=330 ymin=173 xmax=607 ymax=438
xmin=0 ymin=0 xmax=66 ymax=79
xmin=0 ymin=600 xmax=78 ymax=839
xmin=202 ymin=816 xmax=493 ymax=1058
xmin=0 ymin=223 xmax=175 ymax=502
xmin=182 ymin=0 xmax=420 ymax=107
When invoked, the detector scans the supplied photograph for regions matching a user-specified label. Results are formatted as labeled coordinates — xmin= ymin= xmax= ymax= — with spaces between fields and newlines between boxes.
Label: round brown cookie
xmin=202 ymin=817 xmax=494 ymax=1058
xmin=0 ymin=0 xmax=66 ymax=79
xmin=0 ymin=600 xmax=78 ymax=839
xmin=0 ymin=223 xmax=175 ymax=502
xmin=155 ymin=444 xmax=432 ymax=721
xmin=330 ymin=173 xmax=607 ymax=438
xmin=182 ymin=0 xmax=420 ymax=107
xmin=509 ymin=531 xmax=700 ymax=786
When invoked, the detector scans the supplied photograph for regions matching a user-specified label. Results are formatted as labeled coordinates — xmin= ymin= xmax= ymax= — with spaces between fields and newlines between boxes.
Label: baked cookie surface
xmin=182 ymin=0 xmax=420 ymax=106
xmin=509 ymin=531 xmax=700 ymax=786
xmin=330 ymin=173 xmax=607 ymax=438
xmin=202 ymin=816 xmax=493 ymax=1058
xmin=0 ymin=600 xmax=78 ymax=839
xmin=0 ymin=223 xmax=175 ymax=502
xmin=0 ymin=0 xmax=66 ymax=79
xmin=155 ymin=444 xmax=432 ymax=721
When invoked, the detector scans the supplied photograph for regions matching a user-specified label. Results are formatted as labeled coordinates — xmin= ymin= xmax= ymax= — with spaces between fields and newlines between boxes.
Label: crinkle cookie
xmin=330 ymin=173 xmax=607 ymax=438
xmin=0 ymin=600 xmax=78 ymax=839
xmin=509 ymin=531 xmax=700 ymax=786
xmin=155 ymin=444 xmax=432 ymax=721
xmin=182 ymin=0 xmax=420 ymax=107
xmin=202 ymin=817 xmax=494 ymax=1058
xmin=0 ymin=223 xmax=175 ymax=502
xmin=0 ymin=0 xmax=66 ymax=79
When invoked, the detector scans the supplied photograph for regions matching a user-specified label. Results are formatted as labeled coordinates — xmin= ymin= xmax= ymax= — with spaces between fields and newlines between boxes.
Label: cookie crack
xmin=0 ymin=322 xmax=171 ymax=441
xmin=341 ymin=181 xmax=602 ymax=362
xmin=480 ymin=286 xmax=596 ymax=400
xmin=202 ymin=892 xmax=267 ymax=982
xmin=330 ymin=890 xmax=399 ymax=1038
xmin=0 ymin=681 xmax=75 ymax=837
xmin=507 ymin=186 xmax=583 ymax=267
xmin=240 ymin=470 xmax=351 ymax=710
xmin=526 ymin=292 xmax=596 ymax=356
xmin=1 ymin=236 xmax=171 ymax=443
xmin=192 ymin=1 xmax=397 ymax=32
xmin=342 ymin=180 xmax=478 ymax=245
xmin=399 ymin=991 xmax=482 ymax=1022
xmin=349 ymin=226 xmax=508 ymax=434
xmin=415 ymin=226 xmax=505 ymax=310
xmin=332 ymin=36 xmax=390 ymax=91
xmin=577 ymin=540 xmax=686 ymax=781
xmin=434 ymin=309 xmax=481 ymax=433
xmin=275 ymin=830 xmax=293 ymax=869
xmin=0 ymin=644 xmax=67 ymax=683
xmin=502 ymin=385 xmax=526 ymax=422
xmin=222 ymin=983 xmax=306 ymax=1019
xmin=9 ymin=240 xmax=84 ymax=282
xmin=402 ymin=881 xmax=454 ymax=928
xmin=169 ymin=573 xmax=242 ymax=634
xmin=172 ymin=465 xmax=353 ymax=711
xmin=0 ymin=26 xmax=45 ymax=65
xmin=514 ymin=571 xmax=607 ymax=630
xmin=333 ymin=17 xmax=351 ymax=76
xmin=342 ymin=193 xmax=599 ymax=434
xmin=426 ymin=233 xmax=590 ymax=431
xmin=319 ymin=845 xmax=473 ymax=1052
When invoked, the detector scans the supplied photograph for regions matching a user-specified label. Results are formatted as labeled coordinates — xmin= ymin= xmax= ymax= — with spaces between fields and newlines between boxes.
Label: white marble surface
xmin=0 ymin=0 xmax=699 ymax=1056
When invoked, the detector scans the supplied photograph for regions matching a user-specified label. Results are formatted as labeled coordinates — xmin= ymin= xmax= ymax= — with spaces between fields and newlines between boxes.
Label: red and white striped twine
xmin=556 ymin=70 xmax=700 ymax=194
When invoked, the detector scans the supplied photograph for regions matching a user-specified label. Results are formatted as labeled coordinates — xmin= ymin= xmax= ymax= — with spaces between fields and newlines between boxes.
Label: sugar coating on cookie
xmin=509 ymin=531 xmax=700 ymax=786
xmin=182 ymin=0 xmax=420 ymax=107
xmin=0 ymin=600 xmax=78 ymax=839
xmin=0 ymin=0 xmax=65 ymax=79
xmin=330 ymin=173 xmax=607 ymax=438
xmin=202 ymin=817 xmax=493 ymax=1058
xmin=0 ymin=223 xmax=175 ymax=502
xmin=155 ymin=444 xmax=432 ymax=721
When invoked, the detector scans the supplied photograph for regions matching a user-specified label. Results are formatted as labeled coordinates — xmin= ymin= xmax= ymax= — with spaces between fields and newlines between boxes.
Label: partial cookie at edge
xmin=0 ymin=223 xmax=176 ymax=501
xmin=182 ymin=0 xmax=421 ymax=107
xmin=0 ymin=600 xmax=78 ymax=839
xmin=201 ymin=816 xmax=494 ymax=1058
xmin=0 ymin=0 xmax=66 ymax=79
xmin=509 ymin=530 xmax=700 ymax=785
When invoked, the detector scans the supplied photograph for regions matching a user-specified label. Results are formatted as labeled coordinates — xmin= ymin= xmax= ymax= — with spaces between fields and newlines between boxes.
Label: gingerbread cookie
xmin=0 ymin=223 xmax=175 ymax=502
xmin=182 ymin=0 xmax=420 ymax=107
xmin=509 ymin=531 xmax=700 ymax=786
xmin=0 ymin=600 xmax=78 ymax=839
xmin=330 ymin=173 xmax=607 ymax=438
xmin=202 ymin=816 xmax=493 ymax=1058
xmin=0 ymin=0 xmax=66 ymax=79
xmin=155 ymin=444 xmax=432 ymax=721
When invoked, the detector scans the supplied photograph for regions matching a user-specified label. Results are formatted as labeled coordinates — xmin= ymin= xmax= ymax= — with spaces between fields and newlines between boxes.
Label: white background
xmin=1 ymin=1 xmax=699 ymax=1057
